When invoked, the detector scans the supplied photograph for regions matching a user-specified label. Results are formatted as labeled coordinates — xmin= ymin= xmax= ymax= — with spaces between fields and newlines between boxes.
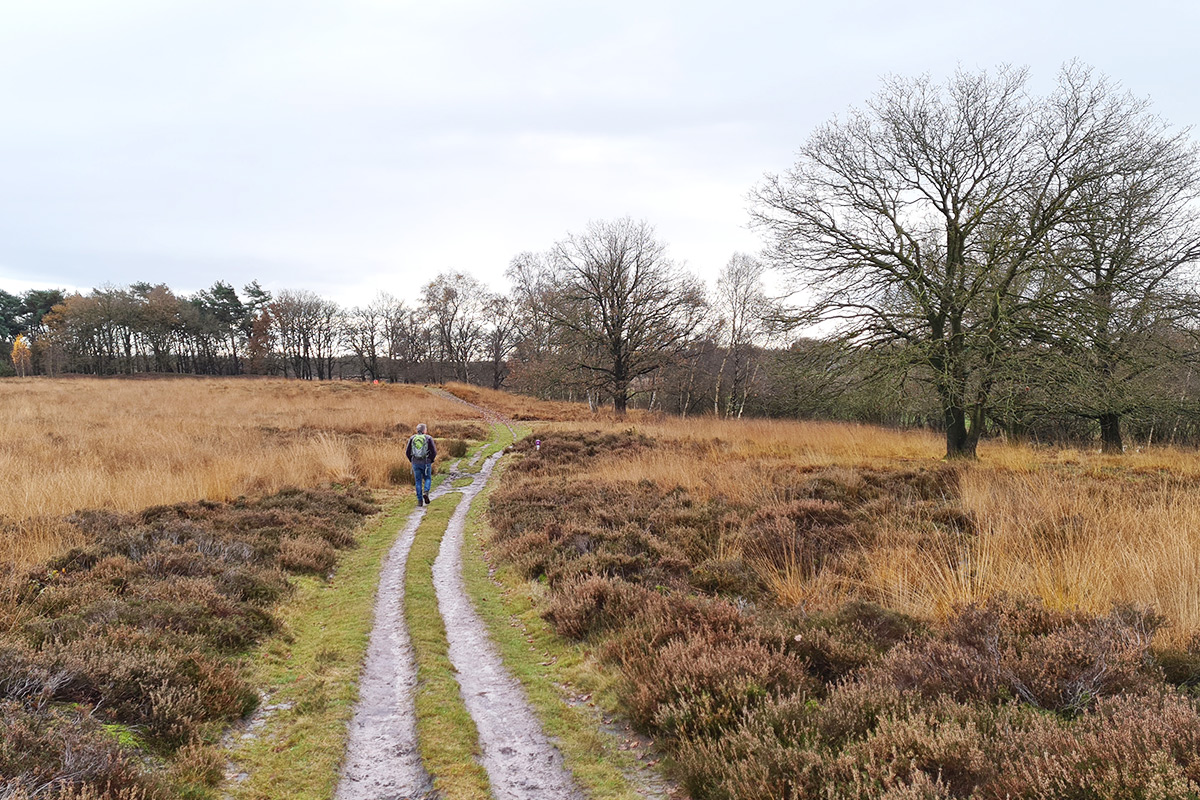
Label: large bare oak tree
xmin=753 ymin=63 xmax=1173 ymax=458
xmin=522 ymin=218 xmax=706 ymax=414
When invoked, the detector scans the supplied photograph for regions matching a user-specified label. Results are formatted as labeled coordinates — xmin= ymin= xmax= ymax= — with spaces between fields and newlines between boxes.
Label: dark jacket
xmin=405 ymin=433 xmax=437 ymax=466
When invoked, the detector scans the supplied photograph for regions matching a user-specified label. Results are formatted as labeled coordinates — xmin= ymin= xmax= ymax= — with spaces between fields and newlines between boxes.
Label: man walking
xmin=406 ymin=423 xmax=437 ymax=506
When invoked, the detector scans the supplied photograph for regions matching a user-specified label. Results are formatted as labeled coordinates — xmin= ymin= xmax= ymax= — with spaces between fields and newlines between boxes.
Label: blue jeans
xmin=412 ymin=462 xmax=432 ymax=501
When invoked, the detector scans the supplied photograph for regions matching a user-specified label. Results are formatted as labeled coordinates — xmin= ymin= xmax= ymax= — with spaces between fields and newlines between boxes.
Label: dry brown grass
xmin=868 ymin=466 xmax=1200 ymax=643
xmin=0 ymin=377 xmax=475 ymax=568
xmin=515 ymin=413 xmax=1200 ymax=643
xmin=443 ymin=382 xmax=646 ymax=422
xmin=575 ymin=416 xmax=941 ymax=513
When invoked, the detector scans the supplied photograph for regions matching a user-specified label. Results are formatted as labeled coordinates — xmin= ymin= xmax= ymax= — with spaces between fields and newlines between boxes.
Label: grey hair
xmin=416 ymin=423 xmax=427 ymax=434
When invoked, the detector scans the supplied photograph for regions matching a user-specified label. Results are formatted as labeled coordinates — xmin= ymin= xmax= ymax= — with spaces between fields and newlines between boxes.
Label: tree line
xmin=7 ymin=63 xmax=1200 ymax=456
xmin=1 ymin=221 xmax=776 ymax=420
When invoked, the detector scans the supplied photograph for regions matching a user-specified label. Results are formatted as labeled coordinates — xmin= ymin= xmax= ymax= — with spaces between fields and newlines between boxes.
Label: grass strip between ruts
xmin=458 ymin=421 xmax=517 ymax=472
xmin=460 ymin=449 xmax=646 ymax=800
xmin=222 ymin=488 xmax=423 ymax=799
xmin=404 ymin=493 xmax=493 ymax=800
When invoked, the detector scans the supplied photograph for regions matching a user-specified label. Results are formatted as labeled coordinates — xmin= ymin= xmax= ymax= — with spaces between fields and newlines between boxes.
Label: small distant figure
xmin=535 ymin=439 xmax=541 ymax=451
xmin=406 ymin=423 xmax=437 ymax=507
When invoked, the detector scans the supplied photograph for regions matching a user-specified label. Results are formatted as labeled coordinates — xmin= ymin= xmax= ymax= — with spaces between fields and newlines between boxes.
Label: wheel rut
xmin=335 ymin=505 xmax=433 ymax=799
xmin=433 ymin=451 xmax=583 ymax=800
xmin=336 ymin=445 xmax=488 ymax=799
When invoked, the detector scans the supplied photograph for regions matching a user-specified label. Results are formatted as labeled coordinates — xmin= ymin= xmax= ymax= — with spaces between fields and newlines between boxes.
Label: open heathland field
xmin=8 ymin=376 xmax=1200 ymax=799
xmin=485 ymin=416 xmax=1200 ymax=798
xmin=0 ymin=377 xmax=483 ymax=569
xmin=0 ymin=377 xmax=489 ymax=798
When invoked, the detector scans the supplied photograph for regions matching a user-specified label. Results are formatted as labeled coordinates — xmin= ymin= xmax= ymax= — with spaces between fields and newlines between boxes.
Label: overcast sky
xmin=2 ymin=0 xmax=1198 ymax=306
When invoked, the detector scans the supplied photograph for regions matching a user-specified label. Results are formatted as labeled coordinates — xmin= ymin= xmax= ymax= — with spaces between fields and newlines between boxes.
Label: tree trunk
xmin=1099 ymin=413 xmax=1123 ymax=454
xmin=944 ymin=406 xmax=977 ymax=459
xmin=613 ymin=389 xmax=628 ymax=415
xmin=714 ymin=349 xmax=729 ymax=417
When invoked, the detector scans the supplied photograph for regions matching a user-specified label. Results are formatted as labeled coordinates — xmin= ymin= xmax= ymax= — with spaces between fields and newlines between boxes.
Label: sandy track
xmin=433 ymin=451 xmax=583 ymax=800
xmin=335 ymin=505 xmax=435 ymax=800
xmin=339 ymin=398 xmax=578 ymax=800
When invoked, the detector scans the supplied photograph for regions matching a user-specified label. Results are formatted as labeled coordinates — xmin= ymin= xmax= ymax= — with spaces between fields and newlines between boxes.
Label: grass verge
xmin=458 ymin=423 xmax=520 ymax=472
xmin=461 ymin=454 xmax=646 ymax=800
xmin=405 ymin=495 xmax=493 ymax=800
xmin=221 ymin=493 xmax=409 ymax=798
xmin=221 ymin=487 xmax=449 ymax=799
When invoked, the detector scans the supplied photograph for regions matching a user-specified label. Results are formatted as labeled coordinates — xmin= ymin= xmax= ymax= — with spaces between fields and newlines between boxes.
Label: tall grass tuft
xmin=0 ymin=377 xmax=475 ymax=569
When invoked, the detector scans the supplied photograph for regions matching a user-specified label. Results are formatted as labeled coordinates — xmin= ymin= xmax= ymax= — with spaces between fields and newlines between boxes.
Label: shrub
xmin=543 ymin=576 xmax=652 ymax=640
xmin=874 ymin=597 xmax=1163 ymax=713
xmin=278 ymin=535 xmax=337 ymax=574
xmin=487 ymin=433 xmax=1200 ymax=799
xmin=0 ymin=484 xmax=375 ymax=792
xmin=0 ymin=699 xmax=161 ymax=799
xmin=388 ymin=462 xmax=411 ymax=485
xmin=430 ymin=421 xmax=488 ymax=441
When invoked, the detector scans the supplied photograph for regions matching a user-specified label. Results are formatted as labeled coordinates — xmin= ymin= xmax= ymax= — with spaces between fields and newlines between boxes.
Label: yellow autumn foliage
xmin=10 ymin=334 xmax=31 ymax=377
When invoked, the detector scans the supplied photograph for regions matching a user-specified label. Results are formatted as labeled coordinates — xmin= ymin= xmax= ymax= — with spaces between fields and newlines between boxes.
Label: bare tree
xmin=345 ymin=293 xmax=394 ymax=380
xmin=422 ymin=272 xmax=487 ymax=383
xmin=1029 ymin=124 xmax=1200 ymax=452
xmin=386 ymin=302 xmax=430 ymax=383
xmin=753 ymin=63 xmax=1151 ymax=458
xmin=271 ymin=290 xmax=324 ymax=379
xmin=529 ymin=218 xmax=706 ymax=414
xmin=712 ymin=253 xmax=772 ymax=417
xmin=506 ymin=251 xmax=587 ymax=400
xmin=483 ymin=292 xmax=519 ymax=390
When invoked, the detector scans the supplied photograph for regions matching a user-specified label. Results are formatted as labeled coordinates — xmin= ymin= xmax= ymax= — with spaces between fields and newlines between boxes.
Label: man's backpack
xmin=411 ymin=433 xmax=430 ymax=459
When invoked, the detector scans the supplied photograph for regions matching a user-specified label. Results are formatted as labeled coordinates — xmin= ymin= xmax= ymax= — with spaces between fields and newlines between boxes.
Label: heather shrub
xmin=638 ymin=632 xmax=813 ymax=738
xmin=3 ymin=785 xmax=152 ymax=800
xmin=0 ymin=485 xmax=377 ymax=795
xmin=777 ymin=601 xmax=922 ymax=684
xmin=988 ymin=689 xmax=1200 ymax=798
xmin=36 ymin=628 xmax=255 ymax=743
xmin=596 ymin=592 xmax=815 ymax=735
xmin=542 ymin=575 xmax=652 ymax=640
xmin=507 ymin=430 xmax=652 ymax=474
xmin=837 ymin=695 xmax=1000 ymax=796
xmin=278 ymin=535 xmax=337 ymax=574
xmin=676 ymin=680 xmax=1200 ymax=800
xmin=494 ymin=528 xmax=555 ymax=579
xmin=490 ymin=432 xmax=1200 ymax=800
xmin=443 ymin=437 xmax=468 ymax=458
xmin=674 ymin=693 xmax=827 ymax=800
xmin=876 ymin=597 xmax=1162 ymax=712
xmin=814 ymin=679 xmax=911 ymax=750
xmin=431 ymin=421 xmax=488 ymax=441
xmin=1155 ymin=631 xmax=1200 ymax=687
xmin=691 ymin=555 xmax=764 ymax=599
xmin=212 ymin=563 xmax=289 ymax=604
xmin=0 ymin=700 xmax=160 ymax=799
xmin=490 ymin=471 xmax=699 ymax=591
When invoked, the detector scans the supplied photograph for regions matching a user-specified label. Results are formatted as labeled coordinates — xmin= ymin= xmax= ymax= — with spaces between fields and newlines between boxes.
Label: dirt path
xmin=334 ymin=505 xmax=433 ymax=800
xmin=432 ymin=451 xmax=584 ymax=800
xmin=339 ymin=397 xmax=578 ymax=799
